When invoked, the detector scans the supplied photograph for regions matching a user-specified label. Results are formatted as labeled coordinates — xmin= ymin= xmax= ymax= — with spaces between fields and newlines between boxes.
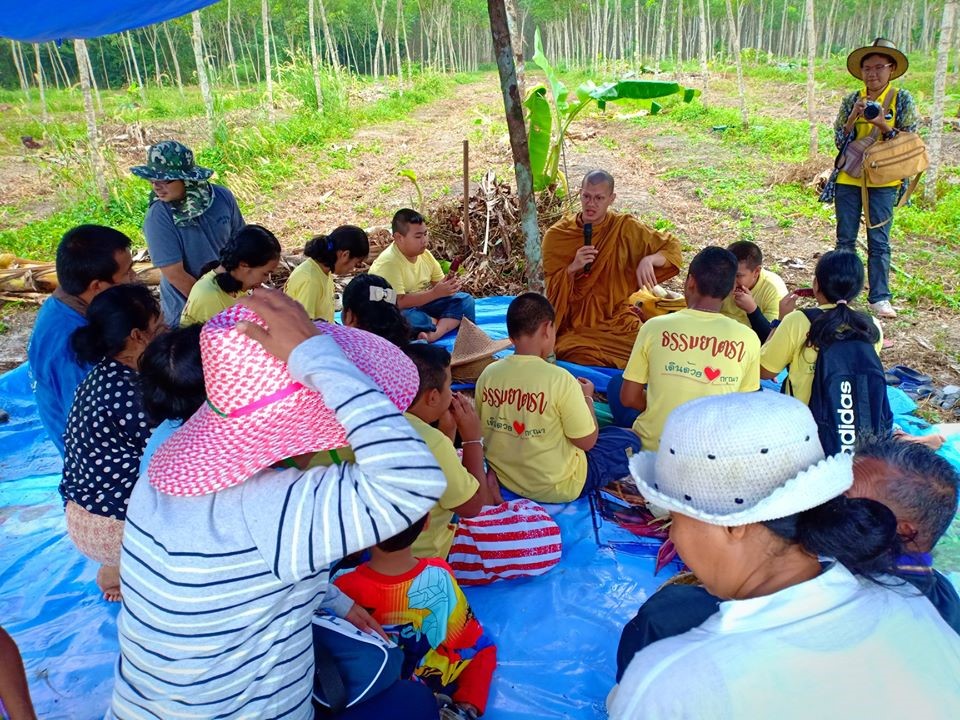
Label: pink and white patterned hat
xmin=147 ymin=304 xmax=419 ymax=497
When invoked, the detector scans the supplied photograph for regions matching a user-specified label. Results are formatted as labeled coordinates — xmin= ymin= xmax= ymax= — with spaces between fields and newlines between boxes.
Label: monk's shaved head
xmin=582 ymin=169 xmax=615 ymax=193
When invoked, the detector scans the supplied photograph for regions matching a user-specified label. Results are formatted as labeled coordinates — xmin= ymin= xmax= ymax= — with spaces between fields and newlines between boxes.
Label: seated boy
xmin=334 ymin=515 xmax=496 ymax=720
xmin=720 ymin=240 xmax=788 ymax=342
xmin=402 ymin=344 xmax=562 ymax=584
xmin=475 ymin=293 xmax=641 ymax=503
xmin=369 ymin=208 xmax=475 ymax=342
xmin=620 ymin=246 xmax=761 ymax=451
xmin=402 ymin=344 xmax=499 ymax=561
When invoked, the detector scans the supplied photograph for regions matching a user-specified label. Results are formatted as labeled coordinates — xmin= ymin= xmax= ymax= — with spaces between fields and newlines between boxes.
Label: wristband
xmin=883 ymin=129 xmax=899 ymax=141
xmin=462 ymin=438 xmax=484 ymax=447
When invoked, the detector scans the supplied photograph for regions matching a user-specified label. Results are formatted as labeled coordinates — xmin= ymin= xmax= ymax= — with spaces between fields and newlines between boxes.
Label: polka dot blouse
xmin=59 ymin=359 xmax=156 ymax=521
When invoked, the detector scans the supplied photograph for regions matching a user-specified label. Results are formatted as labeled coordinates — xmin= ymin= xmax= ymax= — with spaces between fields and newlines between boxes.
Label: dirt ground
xmin=2 ymin=73 xmax=958 ymax=418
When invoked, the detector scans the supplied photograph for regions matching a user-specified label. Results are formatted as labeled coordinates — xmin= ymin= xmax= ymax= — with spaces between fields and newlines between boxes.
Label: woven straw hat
xmin=629 ymin=392 xmax=854 ymax=526
xmin=450 ymin=318 xmax=512 ymax=382
xmin=846 ymin=38 xmax=909 ymax=81
xmin=148 ymin=305 xmax=419 ymax=497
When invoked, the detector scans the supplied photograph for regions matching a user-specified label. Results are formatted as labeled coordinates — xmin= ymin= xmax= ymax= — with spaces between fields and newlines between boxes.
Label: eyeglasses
xmin=149 ymin=179 xmax=175 ymax=186
xmin=862 ymin=63 xmax=894 ymax=74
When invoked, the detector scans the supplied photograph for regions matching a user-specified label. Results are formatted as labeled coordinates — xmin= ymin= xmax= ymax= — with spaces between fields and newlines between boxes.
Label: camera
xmin=863 ymin=101 xmax=892 ymax=121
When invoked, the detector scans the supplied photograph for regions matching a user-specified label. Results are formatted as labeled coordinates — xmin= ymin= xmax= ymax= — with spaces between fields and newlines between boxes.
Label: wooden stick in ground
xmin=462 ymin=139 xmax=470 ymax=250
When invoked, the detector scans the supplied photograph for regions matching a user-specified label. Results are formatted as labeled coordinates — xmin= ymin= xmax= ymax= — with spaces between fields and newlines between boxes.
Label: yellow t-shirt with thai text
xmin=368 ymin=242 xmax=443 ymax=295
xmin=624 ymin=309 xmax=761 ymax=450
xmin=404 ymin=413 xmax=480 ymax=560
xmin=475 ymin=354 xmax=596 ymax=503
xmin=721 ymin=268 xmax=788 ymax=327
xmin=760 ymin=305 xmax=884 ymax=405
xmin=285 ymin=257 xmax=335 ymax=322
xmin=180 ymin=270 xmax=241 ymax=327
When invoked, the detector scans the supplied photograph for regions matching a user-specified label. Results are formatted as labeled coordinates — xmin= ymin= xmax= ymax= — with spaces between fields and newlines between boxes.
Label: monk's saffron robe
xmin=542 ymin=211 xmax=682 ymax=368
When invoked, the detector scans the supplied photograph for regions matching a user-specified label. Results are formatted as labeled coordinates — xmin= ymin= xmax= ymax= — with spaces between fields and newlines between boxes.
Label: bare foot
xmin=97 ymin=565 xmax=122 ymax=603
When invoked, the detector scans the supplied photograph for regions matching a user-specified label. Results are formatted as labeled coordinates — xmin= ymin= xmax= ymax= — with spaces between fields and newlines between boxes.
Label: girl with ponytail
xmin=180 ymin=224 xmax=281 ymax=326
xmin=61 ymin=284 xmax=164 ymax=602
xmin=285 ymin=225 xmax=369 ymax=321
xmin=759 ymin=250 xmax=882 ymax=403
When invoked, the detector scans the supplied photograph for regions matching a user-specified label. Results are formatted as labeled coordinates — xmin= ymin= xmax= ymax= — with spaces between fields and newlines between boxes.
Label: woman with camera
xmin=820 ymin=38 xmax=918 ymax=320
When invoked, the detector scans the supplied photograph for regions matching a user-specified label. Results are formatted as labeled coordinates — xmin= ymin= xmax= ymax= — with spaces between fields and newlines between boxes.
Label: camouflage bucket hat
xmin=130 ymin=140 xmax=214 ymax=182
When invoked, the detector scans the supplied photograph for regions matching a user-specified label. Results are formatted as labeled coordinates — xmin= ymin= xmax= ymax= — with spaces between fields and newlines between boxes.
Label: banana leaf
xmin=524 ymin=86 xmax=553 ymax=192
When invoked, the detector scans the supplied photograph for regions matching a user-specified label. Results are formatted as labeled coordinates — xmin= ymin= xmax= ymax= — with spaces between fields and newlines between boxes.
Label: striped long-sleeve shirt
xmin=107 ymin=334 xmax=445 ymax=720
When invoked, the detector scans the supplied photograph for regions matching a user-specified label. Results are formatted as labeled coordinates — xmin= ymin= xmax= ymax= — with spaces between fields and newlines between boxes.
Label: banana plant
xmin=527 ymin=27 xmax=700 ymax=193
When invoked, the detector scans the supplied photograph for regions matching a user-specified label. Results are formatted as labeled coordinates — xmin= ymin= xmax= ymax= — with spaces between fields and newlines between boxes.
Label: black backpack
xmin=788 ymin=308 xmax=893 ymax=456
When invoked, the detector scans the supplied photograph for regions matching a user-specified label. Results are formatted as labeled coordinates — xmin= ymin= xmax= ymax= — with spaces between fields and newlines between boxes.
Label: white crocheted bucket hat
xmin=629 ymin=392 xmax=854 ymax=526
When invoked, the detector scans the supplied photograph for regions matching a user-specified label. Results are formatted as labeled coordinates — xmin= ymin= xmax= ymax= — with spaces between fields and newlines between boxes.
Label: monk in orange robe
xmin=542 ymin=170 xmax=683 ymax=368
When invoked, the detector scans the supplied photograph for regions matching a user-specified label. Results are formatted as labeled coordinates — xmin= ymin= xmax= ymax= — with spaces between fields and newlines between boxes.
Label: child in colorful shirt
xmin=334 ymin=516 xmax=496 ymax=718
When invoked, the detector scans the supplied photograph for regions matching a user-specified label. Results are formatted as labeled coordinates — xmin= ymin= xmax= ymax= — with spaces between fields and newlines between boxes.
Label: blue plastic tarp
xmin=0 ymin=1 xmax=218 ymax=43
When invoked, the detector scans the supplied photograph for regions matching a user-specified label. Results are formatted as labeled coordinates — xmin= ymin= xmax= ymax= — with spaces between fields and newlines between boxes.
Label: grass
xmin=0 ymin=67 xmax=461 ymax=259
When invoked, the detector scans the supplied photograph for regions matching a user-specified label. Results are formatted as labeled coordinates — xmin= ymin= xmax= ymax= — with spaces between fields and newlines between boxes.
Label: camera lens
xmin=863 ymin=103 xmax=880 ymax=120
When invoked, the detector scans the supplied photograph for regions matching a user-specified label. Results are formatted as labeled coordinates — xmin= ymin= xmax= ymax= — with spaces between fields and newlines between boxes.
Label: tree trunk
xmin=33 ymin=43 xmax=49 ymax=123
xmin=162 ymin=23 xmax=185 ymax=97
xmin=487 ymin=0 xmax=541 ymax=291
xmin=308 ymin=0 xmax=324 ymax=110
xmin=226 ymin=0 xmax=240 ymax=88
xmin=191 ymin=11 xmax=216 ymax=141
xmin=372 ymin=0 xmax=385 ymax=78
xmin=127 ymin=32 xmax=147 ymax=103
xmin=655 ymin=0 xmax=669 ymax=75
xmin=10 ymin=41 xmax=31 ymax=100
xmin=804 ymin=0 xmax=817 ymax=159
xmin=676 ymin=0 xmax=684 ymax=65
xmin=401 ymin=0 xmax=412 ymax=70
xmin=698 ymin=0 xmax=709 ymax=93
xmin=395 ymin=0 xmax=405 ymax=83
xmin=314 ymin=0 xmax=338 ymax=72
xmin=725 ymin=0 xmax=748 ymax=127
xmin=262 ymin=0 xmax=275 ymax=121
xmin=74 ymin=39 xmax=108 ymax=203
xmin=924 ymin=0 xmax=957 ymax=203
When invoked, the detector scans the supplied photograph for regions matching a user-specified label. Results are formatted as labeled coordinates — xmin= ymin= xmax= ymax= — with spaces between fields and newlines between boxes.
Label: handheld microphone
xmin=583 ymin=223 xmax=593 ymax=276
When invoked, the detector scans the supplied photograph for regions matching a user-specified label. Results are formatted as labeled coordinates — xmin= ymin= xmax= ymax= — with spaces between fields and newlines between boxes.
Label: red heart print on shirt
xmin=513 ymin=421 xmax=526 ymax=435
xmin=704 ymin=367 xmax=721 ymax=382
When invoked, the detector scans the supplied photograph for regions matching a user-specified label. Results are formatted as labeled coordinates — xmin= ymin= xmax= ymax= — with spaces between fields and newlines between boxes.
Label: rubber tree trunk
xmin=74 ymin=39 xmax=108 ymax=204
xmin=191 ymin=11 xmax=216 ymax=142
xmin=394 ymin=0 xmax=404 ymax=86
xmin=318 ymin=0 xmax=341 ymax=72
xmin=163 ymin=23 xmax=185 ymax=97
xmin=488 ymin=0 xmax=542 ymax=292
xmin=924 ymin=0 xmax=957 ymax=204
xmin=308 ymin=0 xmax=324 ymax=111
xmin=724 ymin=0 xmax=748 ymax=127
xmin=804 ymin=0 xmax=817 ymax=158
xmin=33 ymin=43 xmax=48 ymax=124
xmin=262 ymin=0 xmax=275 ymax=122
xmin=697 ymin=0 xmax=709 ymax=95
xmin=504 ymin=0 xmax=525 ymax=100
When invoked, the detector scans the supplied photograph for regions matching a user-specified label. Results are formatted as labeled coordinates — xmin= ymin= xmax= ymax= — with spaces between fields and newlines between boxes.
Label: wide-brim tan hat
xmin=450 ymin=318 xmax=512 ymax=383
xmin=847 ymin=38 xmax=909 ymax=81
xmin=629 ymin=392 xmax=854 ymax=527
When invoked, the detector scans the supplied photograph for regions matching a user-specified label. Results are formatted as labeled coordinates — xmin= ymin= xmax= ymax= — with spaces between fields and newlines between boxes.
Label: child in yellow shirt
xmin=368 ymin=209 xmax=475 ymax=342
xmin=284 ymin=225 xmax=368 ymax=321
xmin=476 ymin=293 xmax=641 ymax=503
xmin=180 ymin=224 xmax=281 ymax=326
xmin=620 ymin=247 xmax=761 ymax=451
xmin=721 ymin=240 xmax=788 ymax=342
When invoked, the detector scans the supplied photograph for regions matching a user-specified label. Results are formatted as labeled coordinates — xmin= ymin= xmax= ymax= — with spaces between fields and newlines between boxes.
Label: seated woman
xmin=285 ymin=225 xmax=370 ymax=321
xmin=59 ymin=284 xmax=164 ymax=601
xmin=341 ymin=273 xmax=412 ymax=346
xmin=108 ymin=290 xmax=445 ymax=719
xmin=608 ymin=392 xmax=960 ymax=718
xmin=180 ymin=224 xmax=281 ymax=326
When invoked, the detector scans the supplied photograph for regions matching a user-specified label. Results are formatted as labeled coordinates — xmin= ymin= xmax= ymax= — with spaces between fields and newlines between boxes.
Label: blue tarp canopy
xmin=0 ymin=1 xmax=218 ymax=43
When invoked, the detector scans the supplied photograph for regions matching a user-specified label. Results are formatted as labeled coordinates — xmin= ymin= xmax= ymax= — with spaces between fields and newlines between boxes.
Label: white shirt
xmin=609 ymin=563 xmax=960 ymax=719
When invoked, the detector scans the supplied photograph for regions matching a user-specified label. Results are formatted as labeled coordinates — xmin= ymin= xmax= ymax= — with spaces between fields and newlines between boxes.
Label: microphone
xmin=583 ymin=223 xmax=593 ymax=276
